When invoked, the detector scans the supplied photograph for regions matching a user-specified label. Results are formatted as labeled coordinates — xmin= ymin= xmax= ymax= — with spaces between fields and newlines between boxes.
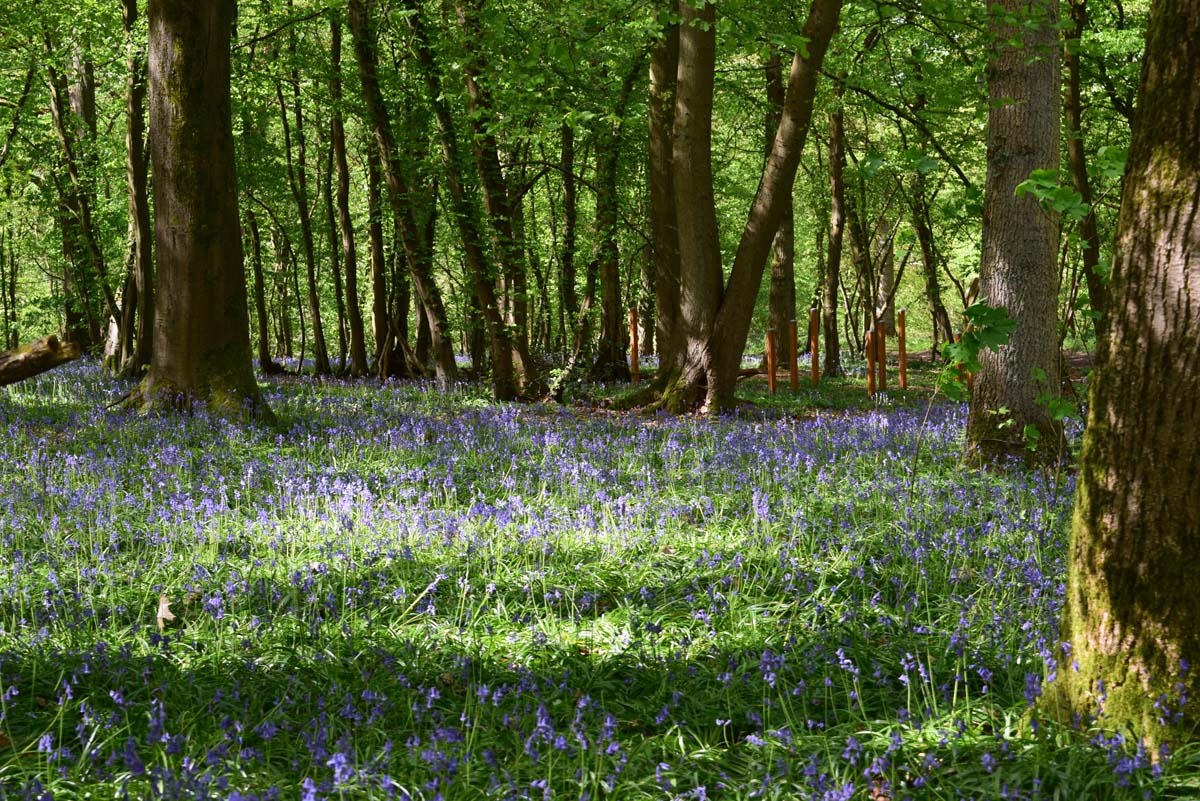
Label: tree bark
xmin=589 ymin=60 xmax=643 ymax=382
xmin=700 ymin=0 xmax=842 ymax=411
xmin=764 ymin=46 xmax=796 ymax=370
xmin=1048 ymin=0 xmax=1200 ymax=748
xmin=1064 ymin=0 xmax=1109 ymax=341
xmin=245 ymin=209 xmax=279 ymax=373
xmin=120 ymin=0 xmax=153 ymax=376
xmin=138 ymin=0 xmax=268 ymax=419
xmin=966 ymin=0 xmax=1062 ymax=462
xmin=398 ymin=0 xmax=530 ymax=400
xmin=0 ymin=336 xmax=82 ymax=386
xmin=275 ymin=45 xmax=331 ymax=375
xmin=330 ymin=13 xmax=369 ymax=377
xmin=559 ymin=122 xmax=579 ymax=352
xmin=662 ymin=0 xmax=723 ymax=409
xmin=823 ymin=85 xmax=847 ymax=378
xmin=348 ymin=0 xmax=458 ymax=387
xmin=365 ymin=137 xmax=390 ymax=368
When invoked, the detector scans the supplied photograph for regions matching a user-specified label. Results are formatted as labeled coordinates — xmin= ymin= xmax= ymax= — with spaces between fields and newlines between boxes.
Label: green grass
xmin=0 ymin=360 xmax=1189 ymax=800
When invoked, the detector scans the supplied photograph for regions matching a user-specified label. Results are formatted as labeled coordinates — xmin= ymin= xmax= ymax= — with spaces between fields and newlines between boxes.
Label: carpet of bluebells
xmin=0 ymin=361 xmax=1189 ymax=800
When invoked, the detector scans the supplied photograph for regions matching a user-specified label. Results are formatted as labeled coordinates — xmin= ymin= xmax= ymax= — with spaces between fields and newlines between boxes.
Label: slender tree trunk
xmin=706 ymin=0 xmax=842 ymax=409
xmin=365 ymin=138 xmax=390 ymax=368
xmin=824 ymin=88 xmax=846 ymax=378
xmin=560 ymin=122 xmax=579 ymax=350
xmin=120 ymin=0 xmax=153 ymax=376
xmin=401 ymin=0 xmax=538 ymax=399
xmin=652 ymin=8 xmax=681 ymax=369
xmin=348 ymin=0 xmax=458 ymax=386
xmin=967 ymin=0 xmax=1062 ymax=462
xmin=245 ymin=209 xmax=278 ymax=373
xmin=322 ymin=129 xmax=348 ymax=372
xmin=275 ymin=53 xmax=331 ymax=375
xmin=587 ymin=60 xmax=643 ymax=382
xmin=138 ymin=0 xmax=268 ymax=418
xmin=1049 ymin=0 xmax=1200 ymax=748
xmin=330 ymin=13 xmax=369 ymax=377
xmin=1064 ymin=0 xmax=1108 ymax=341
xmin=764 ymin=45 xmax=796 ymax=369
xmin=457 ymin=0 xmax=534 ymax=374
xmin=909 ymin=181 xmax=956 ymax=355
xmin=649 ymin=5 xmax=680 ymax=370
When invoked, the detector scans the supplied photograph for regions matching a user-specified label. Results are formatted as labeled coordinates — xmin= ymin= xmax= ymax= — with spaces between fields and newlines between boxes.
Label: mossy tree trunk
xmin=1047 ymin=0 xmax=1200 ymax=749
xmin=138 ymin=0 xmax=269 ymax=420
xmin=965 ymin=0 xmax=1061 ymax=462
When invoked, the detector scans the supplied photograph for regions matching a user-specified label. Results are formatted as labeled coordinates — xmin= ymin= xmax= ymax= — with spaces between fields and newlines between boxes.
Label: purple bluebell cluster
xmin=0 ymin=361 xmax=1171 ymax=799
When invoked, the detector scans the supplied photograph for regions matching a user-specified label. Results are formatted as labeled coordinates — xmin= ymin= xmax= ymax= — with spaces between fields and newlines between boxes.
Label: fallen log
xmin=0 ymin=335 xmax=83 ymax=387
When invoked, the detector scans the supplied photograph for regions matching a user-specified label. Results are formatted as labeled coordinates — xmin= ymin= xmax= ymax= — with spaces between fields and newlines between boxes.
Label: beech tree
xmin=965 ymin=0 xmax=1062 ymax=461
xmin=134 ymin=0 xmax=269 ymax=418
xmin=1049 ymin=0 xmax=1200 ymax=747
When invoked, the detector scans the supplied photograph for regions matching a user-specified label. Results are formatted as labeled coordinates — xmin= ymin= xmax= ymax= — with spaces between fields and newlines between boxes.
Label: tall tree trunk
xmin=909 ymin=180 xmax=956 ymax=355
xmin=966 ymin=0 xmax=1062 ymax=462
xmin=245 ymin=209 xmax=278 ymax=373
xmin=121 ymin=0 xmax=153 ymax=376
xmin=276 ymin=46 xmax=331 ymax=375
xmin=365 ymin=137 xmax=390 ymax=367
xmin=45 ymin=41 xmax=116 ymax=346
xmin=649 ymin=5 xmax=681 ymax=370
xmin=330 ymin=13 xmax=369 ymax=377
xmin=1049 ymin=0 xmax=1200 ymax=748
xmin=457 ymin=0 xmax=534 ymax=376
xmin=138 ymin=0 xmax=268 ymax=419
xmin=823 ymin=85 xmax=847 ymax=378
xmin=400 ymin=0 xmax=537 ymax=400
xmin=1064 ymin=0 xmax=1108 ymax=341
xmin=662 ymin=0 xmax=723 ymax=408
xmin=586 ymin=60 xmax=643 ymax=382
xmin=348 ymin=0 xmax=458 ymax=386
xmin=764 ymin=45 xmax=796 ymax=369
xmin=660 ymin=0 xmax=841 ymax=412
xmin=322 ymin=129 xmax=348 ymax=372
xmin=559 ymin=122 xmax=579 ymax=351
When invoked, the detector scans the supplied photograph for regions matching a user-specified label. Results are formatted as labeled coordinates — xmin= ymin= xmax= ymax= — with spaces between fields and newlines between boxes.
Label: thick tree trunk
xmin=823 ymin=89 xmax=847 ymax=378
xmin=138 ymin=0 xmax=268 ymax=419
xmin=348 ymin=0 xmax=458 ymax=387
xmin=1064 ymin=0 xmax=1108 ymax=341
xmin=764 ymin=46 xmax=796 ymax=370
xmin=662 ymin=0 xmax=723 ymax=409
xmin=0 ymin=336 xmax=81 ymax=386
xmin=966 ymin=0 xmax=1062 ymax=462
xmin=1048 ymin=0 xmax=1200 ymax=748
